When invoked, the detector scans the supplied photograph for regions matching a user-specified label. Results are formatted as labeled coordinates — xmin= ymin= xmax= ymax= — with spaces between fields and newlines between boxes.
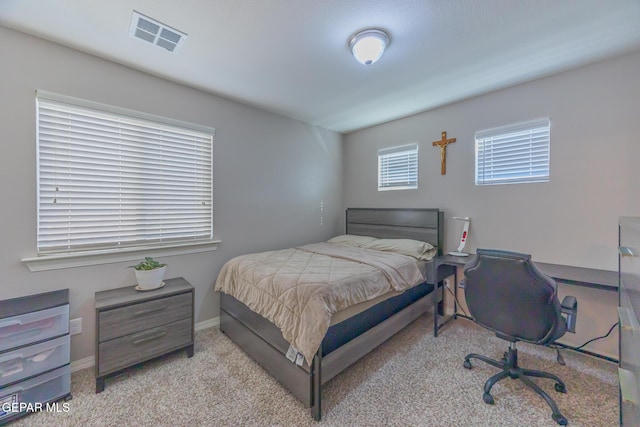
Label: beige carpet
xmin=12 ymin=317 xmax=618 ymax=426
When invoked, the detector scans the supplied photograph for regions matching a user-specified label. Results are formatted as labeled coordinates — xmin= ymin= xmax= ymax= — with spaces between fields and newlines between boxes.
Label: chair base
xmin=463 ymin=344 xmax=568 ymax=426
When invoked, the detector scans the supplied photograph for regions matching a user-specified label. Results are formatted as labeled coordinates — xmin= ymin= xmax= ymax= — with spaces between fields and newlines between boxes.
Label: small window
xmin=475 ymin=118 xmax=550 ymax=185
xmin=378 ymin=144 xmax=418 ymax=191
xmin=36 ymin=91 xmax=214 ymax=256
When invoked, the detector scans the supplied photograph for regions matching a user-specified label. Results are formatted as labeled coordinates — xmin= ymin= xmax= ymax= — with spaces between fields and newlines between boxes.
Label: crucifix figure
xmin=432 ymin=131 xmax=456 ymax=175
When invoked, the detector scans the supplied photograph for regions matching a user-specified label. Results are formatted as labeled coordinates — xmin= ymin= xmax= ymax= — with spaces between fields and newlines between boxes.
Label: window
xmin=475 ymin=118 xmax=550 ymax=185
xmin=378 ymin=144 xmax=418 ymax=191
xmin=36 ymin=91 xmax=214 ymax=256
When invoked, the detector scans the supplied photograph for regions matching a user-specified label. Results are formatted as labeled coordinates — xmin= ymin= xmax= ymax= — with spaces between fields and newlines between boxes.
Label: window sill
xmin=22 ymin=240 xmax=222 ymax=272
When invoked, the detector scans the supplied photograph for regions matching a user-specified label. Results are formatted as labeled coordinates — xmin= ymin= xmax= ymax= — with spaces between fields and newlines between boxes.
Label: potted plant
xmin=130 ymin=257 xmax=166 ymax=290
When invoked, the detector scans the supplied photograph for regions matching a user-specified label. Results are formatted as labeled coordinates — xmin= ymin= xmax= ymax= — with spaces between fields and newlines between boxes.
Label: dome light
xmin=349 ymin=28 xmax=390 ymax=66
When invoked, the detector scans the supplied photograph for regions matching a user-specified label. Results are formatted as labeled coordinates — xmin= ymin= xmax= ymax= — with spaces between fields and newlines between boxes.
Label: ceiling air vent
xmin=129 ymin=11 xmax=187 ymax=53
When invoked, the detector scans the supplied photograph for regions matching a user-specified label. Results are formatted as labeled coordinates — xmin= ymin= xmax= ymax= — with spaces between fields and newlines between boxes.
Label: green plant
xmin=130 ymin=257 xmax=166 ymax=271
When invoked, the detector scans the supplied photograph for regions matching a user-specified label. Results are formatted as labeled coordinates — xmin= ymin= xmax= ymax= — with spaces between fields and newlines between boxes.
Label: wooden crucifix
xmin=432 ymin=131 xmax=456 ymax=175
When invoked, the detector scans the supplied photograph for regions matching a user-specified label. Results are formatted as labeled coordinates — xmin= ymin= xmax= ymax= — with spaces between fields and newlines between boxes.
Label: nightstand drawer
xmin=98 ymin=293 xmax=192 ymax=342
xmin=97 ymin=318 xmax=192 ymax=375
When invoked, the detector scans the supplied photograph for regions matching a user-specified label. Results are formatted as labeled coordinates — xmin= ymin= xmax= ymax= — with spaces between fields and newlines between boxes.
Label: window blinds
xmin=475 ymin=118 xmax=550 ymax=185
xmin=36 ymin=93 xmax=214 ymax=255
xmin=378 ymin=144 xmax=418 ymax=190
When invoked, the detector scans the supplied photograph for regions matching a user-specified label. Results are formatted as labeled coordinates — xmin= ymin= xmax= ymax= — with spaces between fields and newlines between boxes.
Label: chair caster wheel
xmin=482 ymin=392 xmax=494 ymax=405
xmin=463 ymin=360 xmax=472 ymax=369
xmin=552 ymin=413 xmax=568 ymax=425
xmin=555 ymin=383 xmax=567 ymax=393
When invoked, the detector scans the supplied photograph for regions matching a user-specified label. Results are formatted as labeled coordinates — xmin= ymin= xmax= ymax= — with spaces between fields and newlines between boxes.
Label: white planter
xmin=134 ymin=266 xmax=166 ymax=290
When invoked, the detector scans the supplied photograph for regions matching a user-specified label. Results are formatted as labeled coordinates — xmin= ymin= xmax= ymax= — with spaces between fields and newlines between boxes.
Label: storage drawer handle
xmin=619 ymin=307 xmax=637 ymax=332
xmin=132 ymin=305 xmax=168 ymax=317
xmin=619 ymin=368 xmax=640 ymax=404
xmin=0 ymin=319 xmax=22 ymax=329
xmin=619 ymin=246 xmax=635 ymax=257
xmin=132 ymin=330 xmax=167 ymax=345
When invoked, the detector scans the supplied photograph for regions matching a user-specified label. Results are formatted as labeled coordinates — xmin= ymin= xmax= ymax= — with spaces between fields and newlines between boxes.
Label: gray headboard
xmin=345 ymin=208 xmax=444 ymax=256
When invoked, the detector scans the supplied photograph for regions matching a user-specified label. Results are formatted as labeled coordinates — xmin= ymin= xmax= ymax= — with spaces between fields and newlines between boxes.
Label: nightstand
xmin=94 ymin=277 xmax=194 ymax=393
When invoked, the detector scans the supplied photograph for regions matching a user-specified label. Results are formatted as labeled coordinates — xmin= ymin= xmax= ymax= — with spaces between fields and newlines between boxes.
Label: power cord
xmin=551 ymin=321 xmax=619 ymax=365
xmin=443 ymin=280 xmax=469 ymax=317
xmin=573 ymin=321 xmax=619 ymax=350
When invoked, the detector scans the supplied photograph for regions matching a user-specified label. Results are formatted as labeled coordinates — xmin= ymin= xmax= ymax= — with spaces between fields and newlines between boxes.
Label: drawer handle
xmin=619 ymin=246 xmax=635 ymax=257
xmin=0 ymin=319 xmax=22 ymax=329
xmin=619 ymin=307 xmax=637 ymax=332
xmin=132 ymin=330 xmax=167 ymax=345
xmin=132 ymin=305 xmax=168 ymax=317
xmin=619 ymin=368 xmax=640 ymax=404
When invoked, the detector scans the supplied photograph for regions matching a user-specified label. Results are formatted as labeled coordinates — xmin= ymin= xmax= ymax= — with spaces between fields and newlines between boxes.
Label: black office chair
xmin=461 ymin=249 xmax=577 ymax=426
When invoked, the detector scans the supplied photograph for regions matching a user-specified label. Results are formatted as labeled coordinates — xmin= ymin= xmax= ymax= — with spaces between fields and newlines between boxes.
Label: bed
xmin=216 ymin=208 xmax=453 ymax=421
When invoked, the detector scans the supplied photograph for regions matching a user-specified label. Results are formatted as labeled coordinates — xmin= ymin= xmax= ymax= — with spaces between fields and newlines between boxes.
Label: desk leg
xmin=434 ymin=268 xmax=458 ymax=337
xmin=433 ymin=286 xmax=440 ymax=337
xmin=434 ymin=280 xmax=455 ymax=337
xmin=452 ymin=269 xmax=458 ymax=319
xmin=433 ymin=261 xmax=444 ymax=337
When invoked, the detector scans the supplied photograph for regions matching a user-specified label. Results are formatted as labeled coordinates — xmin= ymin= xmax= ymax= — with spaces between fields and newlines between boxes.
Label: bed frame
xmin=219 ymin=208 xmax=447 ymax=421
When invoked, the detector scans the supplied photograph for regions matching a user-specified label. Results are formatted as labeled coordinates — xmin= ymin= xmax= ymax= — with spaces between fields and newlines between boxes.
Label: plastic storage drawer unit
xmin=0 ymin=289 xmax=71 ymax=425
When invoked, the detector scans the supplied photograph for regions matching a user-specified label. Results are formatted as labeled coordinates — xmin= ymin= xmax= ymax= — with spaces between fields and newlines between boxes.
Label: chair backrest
xmin=463 ymin=249 xmax=565 ymax=345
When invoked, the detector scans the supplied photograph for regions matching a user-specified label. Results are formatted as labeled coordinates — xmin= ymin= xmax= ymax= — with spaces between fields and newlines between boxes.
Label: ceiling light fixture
xmin=348 ymin=28 xmax=390 ymax=66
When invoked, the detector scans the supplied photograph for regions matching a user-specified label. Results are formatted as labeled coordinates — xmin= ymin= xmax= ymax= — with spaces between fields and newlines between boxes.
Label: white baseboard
xmin=70 ymin=316 xmax=220 ymax=372
xmin=71 ymin=355 xmax=95 ymax=373
xmin=195 ymin=316 xmax=220 ymax=331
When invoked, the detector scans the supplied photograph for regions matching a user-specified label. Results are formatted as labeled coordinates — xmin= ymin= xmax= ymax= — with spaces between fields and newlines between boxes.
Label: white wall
xmin=0 ymin=27 xmax=343 ymax=362
xmin=343 ymin=50 xmax=640 ymax=358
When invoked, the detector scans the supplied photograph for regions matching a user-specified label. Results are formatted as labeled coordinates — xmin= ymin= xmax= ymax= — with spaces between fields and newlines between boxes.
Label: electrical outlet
xmin=70 ymin=318 xmax=82 ymax=335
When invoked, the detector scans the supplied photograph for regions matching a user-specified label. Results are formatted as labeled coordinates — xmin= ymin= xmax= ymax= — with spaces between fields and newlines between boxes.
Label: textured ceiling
xmin=2 ymin=0 xmax=640 ymax=133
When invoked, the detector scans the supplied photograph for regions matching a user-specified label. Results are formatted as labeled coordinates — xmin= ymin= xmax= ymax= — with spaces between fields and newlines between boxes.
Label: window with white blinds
xmin=378 ymin=144 xmax=418 ymax=191
xmin=36 ymin=92 xmax=214 ymax=255
xmin=475 ymin=118 xmax=550 ymax=186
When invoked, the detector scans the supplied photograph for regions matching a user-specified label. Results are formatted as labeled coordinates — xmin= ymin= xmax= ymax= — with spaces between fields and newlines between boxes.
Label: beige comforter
xmin=215 ymin=242 xmax=425 ymax=364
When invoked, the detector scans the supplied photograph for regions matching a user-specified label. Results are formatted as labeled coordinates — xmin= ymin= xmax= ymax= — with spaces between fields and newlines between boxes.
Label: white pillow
xmin=327 ymin=234 xmax=378 ymax=247
xmin=362 ymin=238 xmax=437 ymax=261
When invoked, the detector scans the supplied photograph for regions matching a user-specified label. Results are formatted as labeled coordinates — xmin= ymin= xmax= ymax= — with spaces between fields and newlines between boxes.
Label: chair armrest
xmin=560 ymin=295 xmax=578 ymax=333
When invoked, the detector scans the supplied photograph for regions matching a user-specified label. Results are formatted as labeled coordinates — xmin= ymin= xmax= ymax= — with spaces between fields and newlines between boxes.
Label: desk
xmin=432 ymin=254 xmax=618 ymax=337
